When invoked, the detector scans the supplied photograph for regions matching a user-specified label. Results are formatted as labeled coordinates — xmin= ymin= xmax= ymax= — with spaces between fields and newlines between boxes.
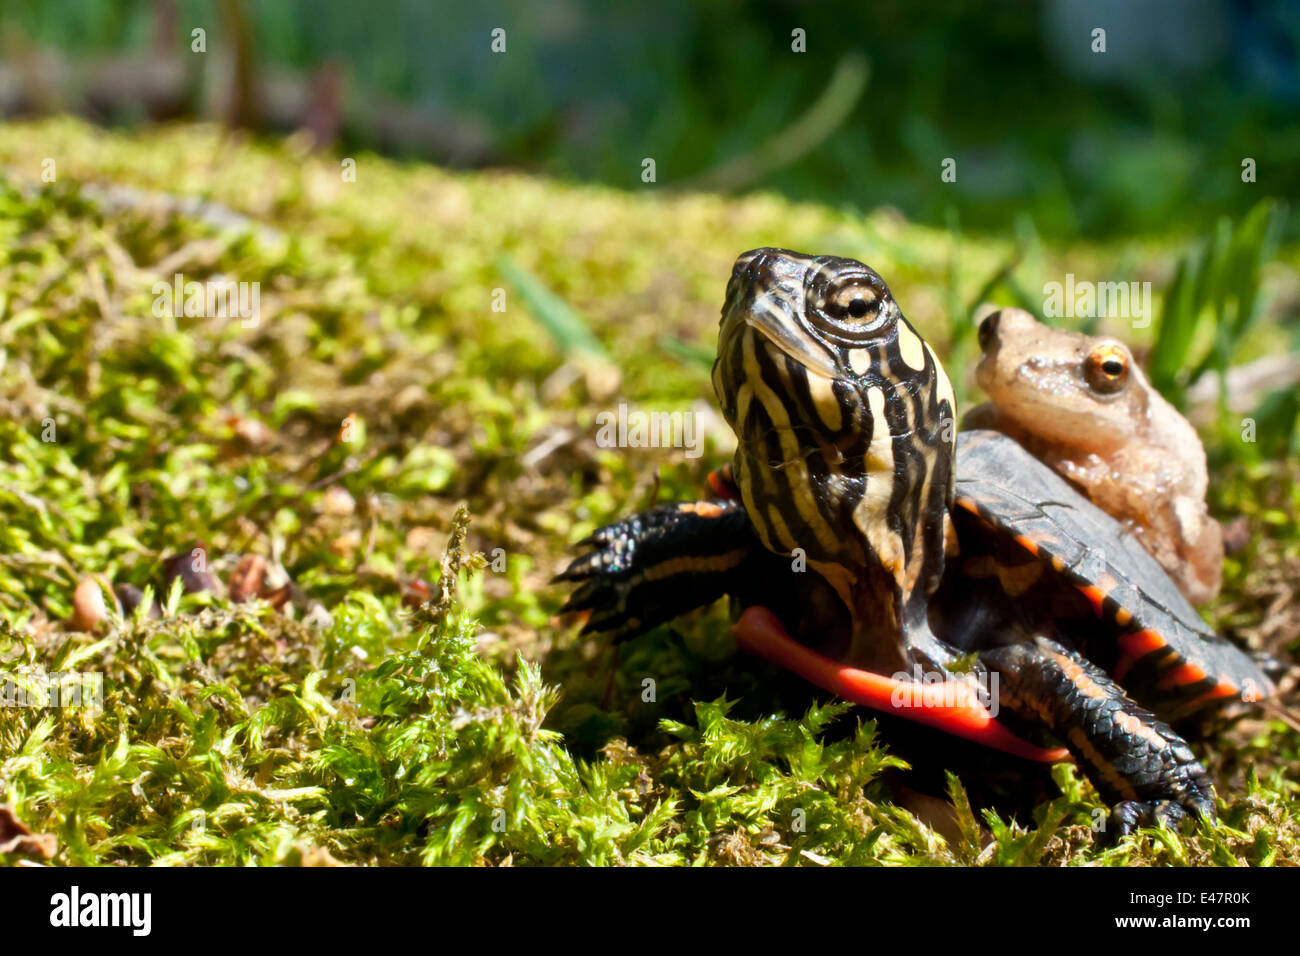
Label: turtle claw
xmin=1110 ymin=794 xmax=1215 ymax=840
xmin=554 ymin=499 xmax=759 ymax=642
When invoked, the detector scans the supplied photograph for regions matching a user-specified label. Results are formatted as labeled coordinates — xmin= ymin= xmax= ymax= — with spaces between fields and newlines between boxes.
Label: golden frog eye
xmin=977 ymin=311 xmax=999 ymax=352
xmin=1085 ymin=343 xmax=1130 ymax=394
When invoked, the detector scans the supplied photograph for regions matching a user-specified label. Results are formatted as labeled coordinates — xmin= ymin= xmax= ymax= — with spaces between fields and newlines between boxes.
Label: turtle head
xmin=712 ymin=248 xmax=956 ymax=656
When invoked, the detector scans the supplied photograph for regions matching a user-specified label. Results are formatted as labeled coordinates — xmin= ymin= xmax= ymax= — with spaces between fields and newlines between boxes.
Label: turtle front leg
xmin=555 ymin=499 xmax=761 ymax=641
xmin=980 ymin=637 xmax=1216 ymax=838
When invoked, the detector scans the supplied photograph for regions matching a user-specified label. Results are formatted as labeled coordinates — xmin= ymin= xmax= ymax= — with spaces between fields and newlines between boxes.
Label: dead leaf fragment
xmin=229 ymin=554 xmax=269 ymax=602
xmin=0 ymin=805 xmax=57 ymax=859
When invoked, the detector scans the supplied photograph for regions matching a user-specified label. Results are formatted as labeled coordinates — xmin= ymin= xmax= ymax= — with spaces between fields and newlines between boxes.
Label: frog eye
xmin=977 ymin=312 xmax=999 ymax=352
xmin=1085 ymin=344 xmax=1130 ymax=395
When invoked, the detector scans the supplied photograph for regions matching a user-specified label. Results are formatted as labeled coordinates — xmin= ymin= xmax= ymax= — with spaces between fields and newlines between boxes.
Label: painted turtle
xmin=558 ymin=248 xmax=1275 ymax=835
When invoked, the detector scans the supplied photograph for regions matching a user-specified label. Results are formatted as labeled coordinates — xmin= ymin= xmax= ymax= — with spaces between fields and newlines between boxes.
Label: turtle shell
xmin=952 ymin=430 xmax=1274 ymax=716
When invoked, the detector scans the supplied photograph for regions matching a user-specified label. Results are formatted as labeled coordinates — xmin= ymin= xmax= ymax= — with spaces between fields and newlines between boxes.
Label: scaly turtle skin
xmin=558 ymin=248 xmax=1275 ymax=836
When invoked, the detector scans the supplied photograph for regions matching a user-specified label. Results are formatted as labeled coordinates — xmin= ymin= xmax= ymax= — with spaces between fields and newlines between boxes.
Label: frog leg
xmin=979 ymin=636 xmax=1217 ymax=837
xmin=732 ymin=606 xmax=1069 ymax=763
xmin=556 ymin=498 xmax=761 ymax=641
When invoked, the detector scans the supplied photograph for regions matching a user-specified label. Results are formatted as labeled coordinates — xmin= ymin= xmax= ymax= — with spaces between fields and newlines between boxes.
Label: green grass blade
xmin=1150 ymin=252 xmax=1201 ymax=399
xmin=496 ymin=255 xmax=608 ymax=360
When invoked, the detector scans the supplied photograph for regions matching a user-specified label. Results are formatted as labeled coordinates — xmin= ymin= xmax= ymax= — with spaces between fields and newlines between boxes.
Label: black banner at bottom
xmin=0 ymin=863 xmax=1289 ymax=944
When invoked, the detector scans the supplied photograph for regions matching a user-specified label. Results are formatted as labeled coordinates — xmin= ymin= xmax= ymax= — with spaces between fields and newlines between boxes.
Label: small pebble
xmin=113 ymin=583 xmax=161 ymax=619
xmin=71 ymin=576 xmax=119 ymax=631
xmin=162 ymin=544 xmax=222 ymax=595
xmin=321 ymin=486 xmax=357 ymax=516
xmin=227 ymin=415 xmax=273 ymax=448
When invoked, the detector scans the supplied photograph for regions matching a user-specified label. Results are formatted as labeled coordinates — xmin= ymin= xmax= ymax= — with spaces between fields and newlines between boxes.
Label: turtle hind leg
xmin=555 ymin=498 xmax=761 ymax=641
xmin=980 ymin=637 xmax=1216 ymax=839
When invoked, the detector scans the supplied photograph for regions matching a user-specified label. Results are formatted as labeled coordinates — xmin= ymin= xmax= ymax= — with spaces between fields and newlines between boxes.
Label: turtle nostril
xmin=977 ymin=313 xmax=998 ymax=353
xmin=733 ymin=248 xmax=769 ymax=285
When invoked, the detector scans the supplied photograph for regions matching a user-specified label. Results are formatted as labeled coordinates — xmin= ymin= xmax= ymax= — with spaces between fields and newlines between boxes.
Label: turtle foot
xmin=1110 ymin=792 xmax=1216 ymax=840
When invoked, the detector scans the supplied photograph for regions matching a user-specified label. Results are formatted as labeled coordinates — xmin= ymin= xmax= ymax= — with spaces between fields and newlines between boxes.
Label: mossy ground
xmin=0 ymin=119 xmax=1296 ymax=865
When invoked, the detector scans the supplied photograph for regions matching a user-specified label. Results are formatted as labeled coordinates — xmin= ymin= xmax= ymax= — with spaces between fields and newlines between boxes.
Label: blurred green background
xmin=3 ymin=0 xmax=1298 ymax=239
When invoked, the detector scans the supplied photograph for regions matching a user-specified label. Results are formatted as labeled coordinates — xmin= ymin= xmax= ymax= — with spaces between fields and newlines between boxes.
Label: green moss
xmin=0 ymin=119 xmax=1296 ymax=866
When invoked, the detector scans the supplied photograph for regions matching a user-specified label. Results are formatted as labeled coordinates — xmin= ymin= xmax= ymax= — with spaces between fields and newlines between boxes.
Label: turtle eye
xmin=828 ymin=282 xmax=882 ymax=323
xmin=813 ymin=275 xmax=894 ymax=342
xmin=1084 ymin=344 xmax=1130 ymax=394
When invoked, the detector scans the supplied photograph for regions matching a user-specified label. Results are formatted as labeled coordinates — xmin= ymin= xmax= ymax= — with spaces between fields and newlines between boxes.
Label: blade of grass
xmin=680 ymin=52 xmax=870 ymax=193
xmin=496 ymin=255 xmax=608 ymax=360
xmin=1190 ymin=200 xmax=1286 ymax=385
xmin=1150 ymin=251 xmax=1202 ymax=401
xmin=659 ymin=336 xmax=716 ymax=371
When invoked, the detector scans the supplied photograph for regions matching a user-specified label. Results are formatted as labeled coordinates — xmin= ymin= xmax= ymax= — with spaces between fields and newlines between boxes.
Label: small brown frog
xmin=966 ymin=307 xmax=1223 ymax=605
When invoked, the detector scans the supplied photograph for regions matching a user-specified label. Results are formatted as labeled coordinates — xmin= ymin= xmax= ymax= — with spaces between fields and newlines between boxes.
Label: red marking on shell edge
xmin=1013 ymin=534 xmax=1040 ymax=556
xmin=1183 ymin=683 xmax=1242 ymax=709
xmin=1120 ymin=629 xmax=1167 ymax=656
xmin=1112 ymin=629 xmax=1167 ymax=682
xmin=1155 ymin=661 xmax=1209 ymax=691
xmin=732 ymin=605 xmax=1071 ymax=764
xmin=1077 ymin=583 xmax=1107 ymax=617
